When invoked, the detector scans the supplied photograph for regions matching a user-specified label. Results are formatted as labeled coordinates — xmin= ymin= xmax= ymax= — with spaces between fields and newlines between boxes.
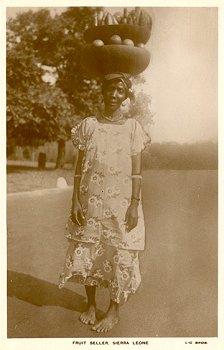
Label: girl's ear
xmin=120 ymin=98 xmax=131 ymax=116
xmin=98 ymin=94 xmax=105 ymax=113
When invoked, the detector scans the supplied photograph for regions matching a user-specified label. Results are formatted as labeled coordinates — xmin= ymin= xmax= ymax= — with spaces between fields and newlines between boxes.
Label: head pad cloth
xmin=103 ymin=72 xmax=135 ymax=101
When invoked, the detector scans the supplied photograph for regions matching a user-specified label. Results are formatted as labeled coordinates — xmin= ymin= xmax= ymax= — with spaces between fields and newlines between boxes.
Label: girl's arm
xmin=125 ymin=152 xmax=142 ymax=232
xmin=72 ymin=149 xmax=84 ymax=201
xmin=71 ymin=149 xmax=85 ymax=225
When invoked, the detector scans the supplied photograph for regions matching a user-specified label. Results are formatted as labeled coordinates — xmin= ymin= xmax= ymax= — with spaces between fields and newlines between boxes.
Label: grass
xmin=7 ymin=163 xmax=75 ymax=193
xmin=6 ymin=160 xmax=218 ymax=194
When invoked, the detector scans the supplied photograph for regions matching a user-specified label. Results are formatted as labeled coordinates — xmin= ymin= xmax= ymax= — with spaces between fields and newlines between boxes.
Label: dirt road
xmin=7 ymin=170 xmax=218 ymax=338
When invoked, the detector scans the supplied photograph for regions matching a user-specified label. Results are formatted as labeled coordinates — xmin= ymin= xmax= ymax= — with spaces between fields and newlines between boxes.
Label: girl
xmin=59 ymin=72 xmax=150 ymax=333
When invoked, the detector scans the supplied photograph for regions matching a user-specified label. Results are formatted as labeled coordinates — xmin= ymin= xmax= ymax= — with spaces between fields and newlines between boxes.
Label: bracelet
xmin=131 ymin=197 xmax=140 ymax=202
xmin=74 ymin=174 xmax=81 ymax=178
xmin=131 ymin=174 xmax=142 ymax=179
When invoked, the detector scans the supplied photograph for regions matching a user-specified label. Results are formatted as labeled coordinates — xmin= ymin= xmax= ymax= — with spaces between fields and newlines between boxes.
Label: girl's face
xmin=103 ymin=80 xmax=127 ymax=113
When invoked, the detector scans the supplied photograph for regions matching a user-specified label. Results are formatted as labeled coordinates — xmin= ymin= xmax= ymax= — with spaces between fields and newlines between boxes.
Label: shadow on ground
xmin=7 ymin=270 xmax=86 ymax=312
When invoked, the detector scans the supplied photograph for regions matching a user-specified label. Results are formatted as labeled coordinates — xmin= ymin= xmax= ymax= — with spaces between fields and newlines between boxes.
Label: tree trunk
xmin=56 ymin=139 xmax=66 ymax=169
xmin=38 ymin=152 xmax=46 ymax=169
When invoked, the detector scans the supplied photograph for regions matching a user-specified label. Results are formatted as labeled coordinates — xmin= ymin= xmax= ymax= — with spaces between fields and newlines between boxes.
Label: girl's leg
xmin=80 ymin=286 xmax=96 ymax=325
xmin=92 ymin=299 xmax=119 ymax=332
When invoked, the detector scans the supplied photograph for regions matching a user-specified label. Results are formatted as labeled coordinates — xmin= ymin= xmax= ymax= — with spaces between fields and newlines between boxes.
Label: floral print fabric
xmin=67 ymin=116 xmax=149 ymax=250
xmin=59 ymin=241 xmax=141 ymax=304
xmin=59 ymin=116 xmax=150 ymax=302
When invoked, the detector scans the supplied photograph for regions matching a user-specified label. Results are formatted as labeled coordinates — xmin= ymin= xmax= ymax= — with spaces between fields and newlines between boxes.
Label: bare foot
xmin=79 ymin=304 xmax=96 ymax=325
xmin=92 ymin=302 xmax=119 ymax=333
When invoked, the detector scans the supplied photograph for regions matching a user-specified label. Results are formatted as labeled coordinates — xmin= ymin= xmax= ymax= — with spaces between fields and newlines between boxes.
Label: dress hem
xmin=58 ymin=272 xmax=140 ymax=304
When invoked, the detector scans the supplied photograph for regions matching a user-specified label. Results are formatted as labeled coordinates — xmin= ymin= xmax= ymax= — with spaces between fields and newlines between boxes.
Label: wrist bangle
xmin=74 ymin=174 xmax=81 ymax=178
xmin=131 ymin=197 xmax=140 ymax=202
xmin=131 ymin=174 xmax=142 ymax=179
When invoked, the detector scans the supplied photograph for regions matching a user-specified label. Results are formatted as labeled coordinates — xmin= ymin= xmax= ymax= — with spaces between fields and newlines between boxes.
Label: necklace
xmin=101 ymin=113 xmax=124 ymax=123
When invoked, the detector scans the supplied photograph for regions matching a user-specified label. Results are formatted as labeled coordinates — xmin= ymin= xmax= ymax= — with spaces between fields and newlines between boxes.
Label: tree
xmin=7 ymin=7 xmax=153 ymax=168
xmin=7 ymin=10 xmax=50 ymax=149
xmin=7 ymin=7 xmax=101 ymax=167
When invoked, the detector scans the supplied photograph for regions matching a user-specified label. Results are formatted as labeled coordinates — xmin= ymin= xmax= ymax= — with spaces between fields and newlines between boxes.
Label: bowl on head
xmin=81 ymin=44 xmax=151 ymax=77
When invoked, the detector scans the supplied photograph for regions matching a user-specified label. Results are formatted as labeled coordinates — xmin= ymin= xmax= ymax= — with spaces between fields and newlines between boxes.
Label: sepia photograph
xmin=1 ymin=1 xmax=223 ymax=349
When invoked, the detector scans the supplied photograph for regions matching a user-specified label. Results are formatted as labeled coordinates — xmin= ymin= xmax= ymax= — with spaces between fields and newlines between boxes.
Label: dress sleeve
xmin=71 ymin=118 xmax=90 ymax=151
xmin=131 ymin=119 xmax=151 ymax=156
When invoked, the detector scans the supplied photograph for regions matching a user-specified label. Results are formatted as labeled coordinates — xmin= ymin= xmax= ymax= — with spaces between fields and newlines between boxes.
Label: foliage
xmin=6 ymin=8 xmax=101 ymax=150
xmin=7 ymin=7 xmax=153 ymax=162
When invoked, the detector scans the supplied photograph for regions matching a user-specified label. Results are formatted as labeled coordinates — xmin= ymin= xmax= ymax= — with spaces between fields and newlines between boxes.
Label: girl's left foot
xmin=80 ymin=304 xmax=96 ymax=325
xmin=92 ymin=300 xmax=119 ymax=332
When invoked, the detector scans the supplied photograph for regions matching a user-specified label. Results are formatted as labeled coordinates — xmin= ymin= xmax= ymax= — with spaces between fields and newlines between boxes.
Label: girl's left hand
xmin=125 ymin=204 xmax=138 ymax=232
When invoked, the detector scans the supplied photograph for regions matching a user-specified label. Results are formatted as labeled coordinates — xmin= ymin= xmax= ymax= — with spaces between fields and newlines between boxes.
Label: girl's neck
xmin=97 ymin=108 xmax=126 ymax=125
xmin=102 ymin=108 xmax=123 ymax=121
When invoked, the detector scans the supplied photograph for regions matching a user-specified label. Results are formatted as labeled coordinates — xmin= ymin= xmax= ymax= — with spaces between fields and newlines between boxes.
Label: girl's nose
xmin=110 ymin=89 xmax=117 ymax=97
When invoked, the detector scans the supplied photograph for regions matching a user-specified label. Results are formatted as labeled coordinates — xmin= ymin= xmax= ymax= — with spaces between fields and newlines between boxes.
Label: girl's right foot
xmin=79 ymin=304 xmax=96 ymax=325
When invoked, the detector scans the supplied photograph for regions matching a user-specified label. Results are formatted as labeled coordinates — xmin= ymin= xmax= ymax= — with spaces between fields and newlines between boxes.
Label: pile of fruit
xmin=84 ymin=8 xmax=152 ymax=49
xmin=93 ymin=7 xmax=152 ymax=28
xmin=92 ymin=35 xmax=144 ymax=48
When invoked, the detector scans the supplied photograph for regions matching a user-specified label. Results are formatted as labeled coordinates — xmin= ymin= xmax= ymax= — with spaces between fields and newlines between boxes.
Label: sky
xmin=6 ymin=6 xmax=218 ymax=143
xmin=144 ymin=7 xmax=218 ymax=143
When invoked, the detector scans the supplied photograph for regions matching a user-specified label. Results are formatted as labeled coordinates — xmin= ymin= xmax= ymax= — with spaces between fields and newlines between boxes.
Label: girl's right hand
xmin=70 ymin=199 xmax=85 ymax=226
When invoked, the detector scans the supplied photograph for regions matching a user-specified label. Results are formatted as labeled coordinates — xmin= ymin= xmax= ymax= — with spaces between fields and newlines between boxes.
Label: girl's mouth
xmin=108 ymin=100 xmax=117 ymax=105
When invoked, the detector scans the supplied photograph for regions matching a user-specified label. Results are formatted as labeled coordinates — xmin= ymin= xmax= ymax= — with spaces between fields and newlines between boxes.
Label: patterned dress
xmin=59 ymin=116 xmax=150 ymax=303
